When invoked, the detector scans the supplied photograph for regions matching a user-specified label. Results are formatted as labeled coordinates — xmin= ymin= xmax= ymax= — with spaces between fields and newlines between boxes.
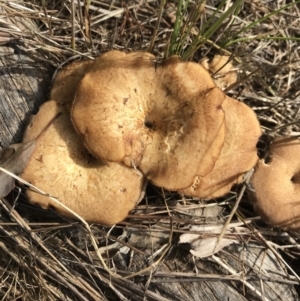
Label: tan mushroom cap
xmin=71 ymin=50 xmax=226 ymax=191
xmin=72 ymin=50 xmax=156 ymax=164
xmin=201 ymin=55 xmax=237 ymax=90
xmin=181 ymin=96 xmax=261 ymax=198
xmin=251 ymin=136 xmax=300 ymax=230
xmin=50 ymin=59 xmax=93 ymax=106
xmin=21 ymin=100 xmax=145 ymax=225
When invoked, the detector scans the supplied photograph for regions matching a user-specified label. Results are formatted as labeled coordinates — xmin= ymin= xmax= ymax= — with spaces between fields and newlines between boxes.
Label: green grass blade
xmin=168 ymin=0 xmax=190 ymax=57
xmin=222 ymin=0 xmax=300 ymax=47
xmin=182 ymin=0 xmax=244 ymax=60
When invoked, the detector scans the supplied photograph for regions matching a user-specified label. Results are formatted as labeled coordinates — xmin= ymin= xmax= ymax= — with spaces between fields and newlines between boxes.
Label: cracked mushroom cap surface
xmin=181 ymin=96 xmax=261 ymax=199
xmin=71 ymin=50 xmax=226 ymax=191
xmin=21 ymin=100 xmax=145 ymax=225
xmin=251 ymin=136 xmax=300 ymax=230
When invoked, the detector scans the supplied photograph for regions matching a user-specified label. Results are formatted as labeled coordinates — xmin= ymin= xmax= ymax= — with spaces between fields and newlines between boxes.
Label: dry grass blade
xmin=0 ymin=0 xmax=300 ymax=300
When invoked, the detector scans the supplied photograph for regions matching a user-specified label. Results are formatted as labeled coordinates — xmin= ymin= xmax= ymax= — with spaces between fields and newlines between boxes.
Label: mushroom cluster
xmin=19 ymin=59 xmax=145 ymax=225
xmin=19 ymin=50 xmax=261 ymax=225
xmin=251 ymin=136 xmax=300 ymax=231
xmin=72 ymin=50 xmax=261 ymax=198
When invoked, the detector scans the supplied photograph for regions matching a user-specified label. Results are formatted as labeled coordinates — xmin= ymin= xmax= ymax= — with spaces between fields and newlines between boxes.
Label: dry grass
xmin=0 ymin=0 xmax=300 ymax=300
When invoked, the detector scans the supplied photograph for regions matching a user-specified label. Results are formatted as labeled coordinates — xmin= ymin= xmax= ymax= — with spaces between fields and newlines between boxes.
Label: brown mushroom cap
xmin=50 ymin=59 xmax=93 ymax=105
xmin=21 ymin=100 xmax=145 ymax=225
xmin=180 ymin=96 xmax=261 ymax=198
xmin=201 ymin=55 xmax=237 ymax=90
xmin=71 ymin=50 xmax=226 ymax=191
xmin=251 ymin=136 xmax=300 ymax=230
xmin=72 ymin=50 xmax=156 ymax=164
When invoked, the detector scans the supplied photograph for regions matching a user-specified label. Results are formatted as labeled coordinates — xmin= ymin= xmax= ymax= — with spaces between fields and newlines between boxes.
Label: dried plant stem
xmin=212 ymin=254 xmax=271 ymax=301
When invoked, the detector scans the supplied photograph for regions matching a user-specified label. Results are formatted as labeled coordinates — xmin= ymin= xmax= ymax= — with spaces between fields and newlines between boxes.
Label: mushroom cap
xmin=50 ymin=59 xmax=93 ymax=106
xmin=201 ymin=55 xmax=237 ymax=90
xmin=21 ymin=100 xmax=145 ymax=225
xmin=72 ymin=50 xmax=158 ymax=163
xmin=251 ymin=136 xmax=300 ymax=230
xmin=71 ymin=50 xmax=226 ymax=191
xmin=139 ymin=84 xmax=226 ymax=190
xmin=180 ymin=96 xmax=261 ymax=198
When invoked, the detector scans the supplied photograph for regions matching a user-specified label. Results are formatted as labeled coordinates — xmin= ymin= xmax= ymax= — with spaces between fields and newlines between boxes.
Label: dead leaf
xmin=0 ymin=171 xmax=15 ymax=198
xmin=179 ymin=225 xmax=237 ymax=258
xmin=0 ymin=140 xmax=36 ymax=197
xmin=127 ymin=228 xmax=169 ymax=249
xmin=175 ymin=203 xmax=224 ymax=219
xmin=0 ymin=147 xmax=15 ymax=164
xmin=0 ymin=111 xmax=68 ymax=198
